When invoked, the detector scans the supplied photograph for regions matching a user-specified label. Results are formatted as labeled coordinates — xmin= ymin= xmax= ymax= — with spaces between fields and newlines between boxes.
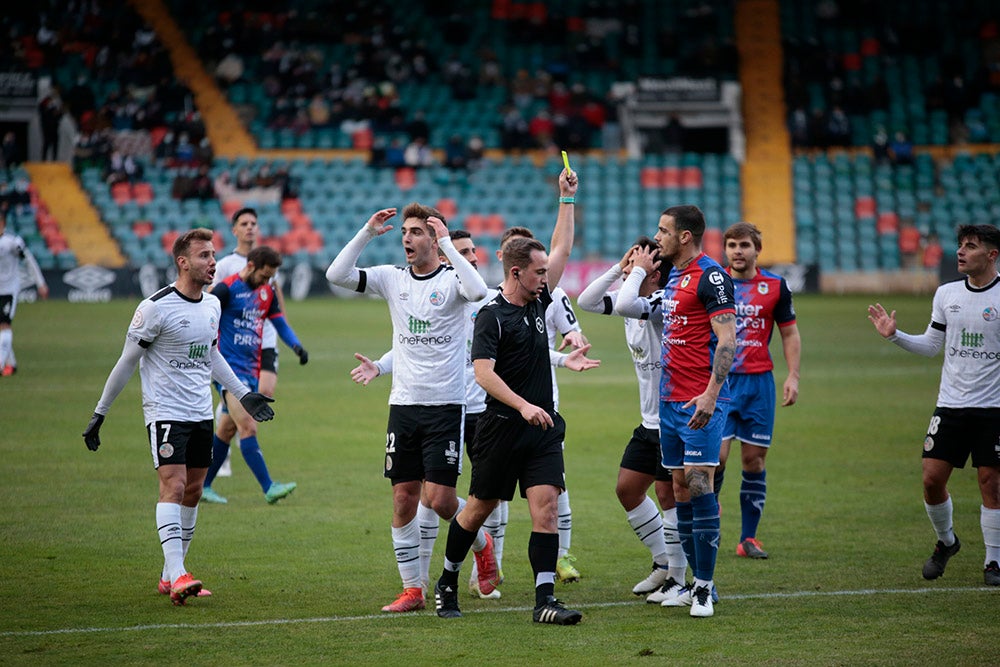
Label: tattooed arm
xmin=683 ymin=311 xmax=737 ymax=430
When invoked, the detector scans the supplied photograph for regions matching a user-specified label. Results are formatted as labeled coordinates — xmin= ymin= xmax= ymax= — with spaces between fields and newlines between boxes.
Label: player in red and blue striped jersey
xmin=718 ymin=222 xmax=801 ymax=560
xmin=618 ymin=205 xmax=736 ymax=619
xmin=203 ymin=245 xmax=307 ymax=505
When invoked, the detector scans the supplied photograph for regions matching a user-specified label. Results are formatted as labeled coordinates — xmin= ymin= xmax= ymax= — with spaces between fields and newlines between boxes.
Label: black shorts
xmin=923 ymin=407 xmax=1000 ymax=468
xmin=0 ymin=294 xmax=13 ymax=325
xmin=147 ymin=420 xmax=214 ymax=469
xmin=384 ymin=404 xmax=464 ymax=486
xmin=464 ymin=411 xmax=483 ymax=453
xmin=468 ymin=410 xmax=566 ymax=501
xmin=260 ymin=347 xmax=278 ymax=374
xmin=620 ymin=424 xmax=673 ymax=481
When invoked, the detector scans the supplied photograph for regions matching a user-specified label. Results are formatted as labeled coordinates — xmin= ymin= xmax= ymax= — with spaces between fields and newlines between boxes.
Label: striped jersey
xmin=660 ymin=253 xmax=735 ymax=402
xmin=213 ymin=274 xmax=281 ymax=381
xmin=728 ymin=268 xmax=796 ymax=374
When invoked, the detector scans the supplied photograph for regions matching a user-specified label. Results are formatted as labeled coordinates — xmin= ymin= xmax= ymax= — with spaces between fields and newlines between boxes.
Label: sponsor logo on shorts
xmin=924 ymin=436 xmax=934 ymax=452
xmin=445 ymin=440 xmax=459 ymax=465
xmin=159 ymin=443 xmax=174 ymax=458
xmin=752 ymin=433 xmax=771 ymax=441
xmin=684 ymin=449 xmax=700 ymax=457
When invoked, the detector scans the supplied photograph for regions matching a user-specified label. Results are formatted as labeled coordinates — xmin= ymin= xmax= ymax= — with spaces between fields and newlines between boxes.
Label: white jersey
xmin=214 ymin=251 xmax=278 ymax=349
xmin=464 ymin=288 xmax=497 ymax=414
xmin=546 ymin=285 xmax=582 ymax=411
xmin=0 ymin=230 xmax=45 ymax=296
xmin=930 ymin=277 xmax=1000 ymax=408
xmin=128 ymin=285 xmax=223 ymax=424
xmin=362 ymin=263 xmax=472 ymax=405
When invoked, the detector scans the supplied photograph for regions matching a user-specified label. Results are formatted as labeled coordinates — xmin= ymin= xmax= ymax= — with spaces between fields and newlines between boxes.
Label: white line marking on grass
xmin=2 ymin=586 xmax=995 ymax=638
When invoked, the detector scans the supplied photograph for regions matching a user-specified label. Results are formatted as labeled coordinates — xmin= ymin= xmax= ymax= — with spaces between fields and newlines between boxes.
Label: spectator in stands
xmin=899 ymin=221 xmax=923 ymax=270
xmin=529 ymin=110 xmax=555 ymax=148
xmin=39 ymin=89 xmax=63 ymax=161
xmin=889 ymin=131 xmax=915 ymax=166
xmin=66 ymin=75 xmax=96 ymax=125
xmin=466 ymin=135 xmax=485 ymax=170
xmin=105 ymin=151 xmax=144 ymax=185
xmin=215 ymin=52 xmax=245 ymax=87
xmin=406 ymin=111 xmax=430 ymax=143
xmin=826 ymin=106 xmax=851 ymax=147
xmin=403 ymin=136 xmax=434 ymax=168
xmin=444 ymin=135 xmax=468 ymax=170
xmin=871 ymin=125 xmax=890 ymax=164
xmin=500 ymin=105 xmax=531 ymax=151
xmin=1 ymin=133 xmax=18 ymax=179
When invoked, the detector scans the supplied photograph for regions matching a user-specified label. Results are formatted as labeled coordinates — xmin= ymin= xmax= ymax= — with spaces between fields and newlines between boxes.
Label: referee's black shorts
xmin=468 ymin=409 xmax=566 ymax=501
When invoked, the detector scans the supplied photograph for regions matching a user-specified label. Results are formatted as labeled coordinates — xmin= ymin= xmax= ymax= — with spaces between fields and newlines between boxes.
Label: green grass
xmin=2 ymin=293 xmax=998 ymax=666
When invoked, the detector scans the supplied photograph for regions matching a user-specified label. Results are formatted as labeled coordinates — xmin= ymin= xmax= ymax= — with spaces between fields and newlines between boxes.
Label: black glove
xmin=293 ymin=345 xmax=309 ymax=365
xmin=83 ymin=413 xmax=105 ymax=451
xmin=240 ymin=391 xmax=275 ymax=422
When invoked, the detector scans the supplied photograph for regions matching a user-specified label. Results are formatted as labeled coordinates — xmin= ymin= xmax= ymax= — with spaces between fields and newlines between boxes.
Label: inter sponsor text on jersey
xmin=930 ymin=276 xmax=1000 ymax=408
xmin=660 ymin=253 xmax=735 ymax=403
xmin=359 ymin=264 xmax=470 ymax=405
xmin=128 ymin=285 xmax=222 ymax=424
xmin=215 ymin=273 xmax=282 ymax=380
xmin=214 ymin=251 xmax=279 ymax=350
xmin=729 ymin=268 xmax=796 ymax=374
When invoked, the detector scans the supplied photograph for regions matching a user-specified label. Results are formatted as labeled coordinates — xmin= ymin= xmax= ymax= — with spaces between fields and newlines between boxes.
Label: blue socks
xmin=239 ymin=436 xmax=273 ymax=492
xmin=675 ymin=500 xmax=695 ymax=579
xmin=204 ymin=434 xmax=230 ymax=487
xmin=691 ymin=493 xmax=720 ymax=582
xmin=740 ymin=470 xmax=767 ymax=541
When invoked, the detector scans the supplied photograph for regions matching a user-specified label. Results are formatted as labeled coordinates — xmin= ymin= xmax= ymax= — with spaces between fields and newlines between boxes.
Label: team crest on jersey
xmin=535 ymin=316 xmax=544 ymax=332
xmin=159 ymin=443 xmax=174 ymax=458
xmin=131 ymin=310 xmax=144 ymax=328
xmin=258 ymin=287 xmax=268 ymax=300
xmin=758 ymin=282 xmax=769 ymax=295
xmin=429 ymin=290 xmax=445 ymax=306
xmin=681 ymin=274 xmax=692 ymax=289
xmin=983 ymin=306 xmax=998 ymax=322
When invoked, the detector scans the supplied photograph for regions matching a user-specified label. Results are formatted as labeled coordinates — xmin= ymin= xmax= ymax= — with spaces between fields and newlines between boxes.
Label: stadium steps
xmin=735 ymin=0 xmax=795 ymax=263
xmin=129 ymin=0 xmax=256 ymax=158
xmin=23 ymin=162 xmax=126 ymax=268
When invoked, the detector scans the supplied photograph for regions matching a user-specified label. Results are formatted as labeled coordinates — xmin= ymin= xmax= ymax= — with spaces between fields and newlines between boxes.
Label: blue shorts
xmin=214 ymin=377 xmax=258 ymax=415
xmin=723 ymin=372 xmax=775 ymax=447
xmin=659 ymin=400 xmax=726 ymax=469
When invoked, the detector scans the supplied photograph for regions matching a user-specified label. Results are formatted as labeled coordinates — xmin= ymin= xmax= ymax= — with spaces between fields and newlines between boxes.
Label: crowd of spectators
xmin=784 ymin=2 xmax=1000 ymax=149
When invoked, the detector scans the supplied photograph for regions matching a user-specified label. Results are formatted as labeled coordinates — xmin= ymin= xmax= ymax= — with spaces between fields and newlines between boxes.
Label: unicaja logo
xmin=961 ymin=328 xmax=984 ymax=348
xmin=409 ymin=317 xmax=431 ymax=334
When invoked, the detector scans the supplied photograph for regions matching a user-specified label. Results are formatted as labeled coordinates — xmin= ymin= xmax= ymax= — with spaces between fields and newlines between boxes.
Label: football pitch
xmin=1 ymin=292 xmax=997 ymax=665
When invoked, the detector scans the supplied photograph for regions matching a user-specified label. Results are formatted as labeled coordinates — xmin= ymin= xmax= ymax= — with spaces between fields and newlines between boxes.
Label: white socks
xmin=626 ymin=496 xmax=667 ymax=565
xmin=417 ymin=502 xmax=439 ymax=590
xmin=662 ymin=507 xmax=687 ymax=582
xmin=925 ymin=497 xmax=956 ymax=546
xmin=391 ymin=516 xmax=422 ymax=590
xmin=981 ymin=505 xmax=1000 ymax=565
xmin=156 ymin=503 xmax=185 ymax=583
xmin=557 ymin=490 xmax=572 ymax=557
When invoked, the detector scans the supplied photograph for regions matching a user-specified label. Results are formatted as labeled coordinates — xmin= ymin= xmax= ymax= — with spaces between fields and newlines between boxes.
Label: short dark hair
xmin=402 ymin=202 xmax=446 ymax=228
xmin=172 ymin=228 xmax=214 ymax=264
xmin=247 ymin=245 xmax=282 ymax=269
xmin=449 ymin=229 xmax=471 ymax=241
xmin=958 ymin=224 xmax=1000 ymax=251
xmin=663 ymin=205 xmax=706 ymax=243
xmin=631 ymin=235 xmax=669 ymax=288
xmin=724 ymin=221 xmax=763 ymax=250
xmin=500 ymin=226 xmax=534 ymax=247
xmin=503 ymin=236 xmax=545 ymax=276
xmin=231 ymin=207 xmax=257 ymax=226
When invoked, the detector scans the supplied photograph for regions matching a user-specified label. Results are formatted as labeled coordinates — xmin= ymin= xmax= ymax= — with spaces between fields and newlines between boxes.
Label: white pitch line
xmin=2 ymin=586 xmax=995 ymax=638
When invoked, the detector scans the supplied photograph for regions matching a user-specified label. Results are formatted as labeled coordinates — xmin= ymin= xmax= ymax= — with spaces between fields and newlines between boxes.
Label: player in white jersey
xmin=0 ymin=213 xmax=48 ymax=376
xmin=81 ymin=229 xmax=275 ymax=605
xmin=327 ymin=203 xmax=500 ymax=612
xmin=578 ymin=237 xmax=689 ymax=604
xmin=498 ymin=226 xmax=588 ymax=582
xmin=868 ymin=224 xmax=1000 ymax=586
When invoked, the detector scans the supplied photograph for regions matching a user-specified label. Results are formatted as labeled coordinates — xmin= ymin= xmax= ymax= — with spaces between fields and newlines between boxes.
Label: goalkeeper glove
xmin=240 ymin=392 xmax=275 ymax=422
xmin=83 ymin=413 xmax=105 ymax=451
xmin=293 ymin=345 xmax=309 ymax=365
